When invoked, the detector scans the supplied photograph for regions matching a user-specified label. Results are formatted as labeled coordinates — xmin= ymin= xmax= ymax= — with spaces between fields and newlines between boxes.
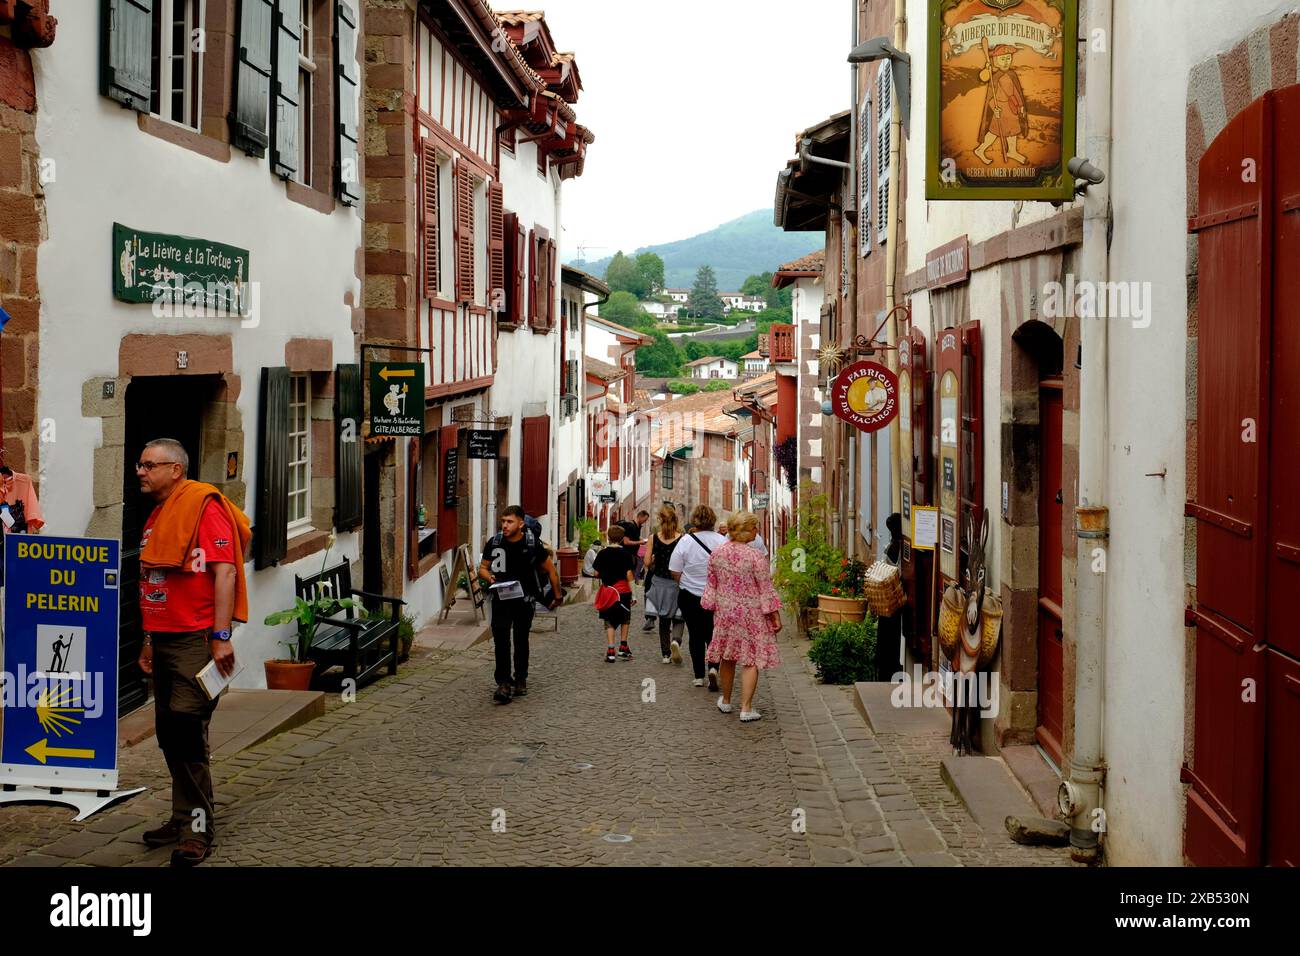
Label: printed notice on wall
xmin=912 ymin=506 xmax=939 ymax=552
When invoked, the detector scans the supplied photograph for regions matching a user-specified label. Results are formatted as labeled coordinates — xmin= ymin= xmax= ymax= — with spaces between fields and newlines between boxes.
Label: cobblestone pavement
xmin=0 ymin=605 xmax=1076 ymax=866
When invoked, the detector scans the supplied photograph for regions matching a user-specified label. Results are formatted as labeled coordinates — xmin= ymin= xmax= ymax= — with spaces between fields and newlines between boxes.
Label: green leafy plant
xmin=825 ymin=555 xmax=869 ymax=599
xmin=774 ymin=490 xmax=840 ymax=609
xmin=704 ymin=380 xmax=732 ymax=392
xmin=668 ymin=380 xmax=701 ymax=395
xmin=263 ymin=535 xmax=362 ymax=662
xmin=577 ymin=518 xmax=601 ymax=556
xmin=807 ymin=619 xmax=878 ymax=684
xmin=374 ymin=605 xmax=418 ymax=660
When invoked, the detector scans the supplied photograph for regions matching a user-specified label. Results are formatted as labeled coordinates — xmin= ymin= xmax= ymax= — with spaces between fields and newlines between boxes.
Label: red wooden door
xmin=521 ymin=415 xmax=550 ymax=520
xmin=1036 ymin=379 xmax=1064 ymax=766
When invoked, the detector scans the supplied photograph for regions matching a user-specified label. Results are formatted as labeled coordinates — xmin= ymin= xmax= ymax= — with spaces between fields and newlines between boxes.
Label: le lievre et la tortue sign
xmin=113 ymin=223 xmax=251 ymax=316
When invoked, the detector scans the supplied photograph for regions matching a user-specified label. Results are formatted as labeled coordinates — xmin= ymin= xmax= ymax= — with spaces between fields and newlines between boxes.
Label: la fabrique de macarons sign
xmin=831 ymin=361 xmax=900 ymax=433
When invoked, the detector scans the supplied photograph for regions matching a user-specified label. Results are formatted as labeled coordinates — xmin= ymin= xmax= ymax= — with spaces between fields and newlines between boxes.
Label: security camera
xmin=1068 ymin=157 xmax=1106 ymax=185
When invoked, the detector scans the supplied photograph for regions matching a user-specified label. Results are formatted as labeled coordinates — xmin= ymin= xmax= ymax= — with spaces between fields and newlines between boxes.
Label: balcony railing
xmin=770 ymin=323 xmax=795 ymax=364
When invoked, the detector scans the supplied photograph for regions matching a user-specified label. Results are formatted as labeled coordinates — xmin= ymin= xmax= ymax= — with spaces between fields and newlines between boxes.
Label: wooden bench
xmin=294 ymin=558 xmax=403 ymax=688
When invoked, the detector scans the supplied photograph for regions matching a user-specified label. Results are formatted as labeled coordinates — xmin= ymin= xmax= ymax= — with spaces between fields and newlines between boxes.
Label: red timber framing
xmin=1183 ymin=86 xmax=1300 ymax=868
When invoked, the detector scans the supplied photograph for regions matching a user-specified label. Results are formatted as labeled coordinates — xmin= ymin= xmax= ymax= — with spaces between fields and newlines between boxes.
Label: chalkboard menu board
xmin=443 ymin=448 xmax=459 ymax=508
xmin=466 ymin=429 xmax=503 ymax=460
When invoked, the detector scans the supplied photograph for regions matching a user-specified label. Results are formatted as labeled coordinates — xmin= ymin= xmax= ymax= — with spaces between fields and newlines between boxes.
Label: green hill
xmin=568 ymin=209 xmax=822 ymax=292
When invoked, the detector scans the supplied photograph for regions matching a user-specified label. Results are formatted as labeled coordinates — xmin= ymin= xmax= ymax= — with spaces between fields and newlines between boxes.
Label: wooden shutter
xmin=439 ymin=424 xmax=460 ymax=552
xmin=521 ymin=416 xmax=550 ymax=519
xmin=609 ymin=415 xmax=620 ymax=481
xmin=422 ymin=143 xmax=440 ymax=298
xmin=859 ymin=97 xmax=872 ymax=256
xmin=454 ymin=162 xmax=476 ymax=304
xmin=255 ymin=366 xmax=290 ymax=568
xmin=270 ymin=0 xmax=301 ymax=180
xmin=406 ymin=437 xmax=420 ymax=579
xmin=101 ymin=0 xmax=154 ymax=112
xmin=526 ymin=229 xmax=537 ymax=326
xmin=545 ymin=238 xmax=557 ymax=329
xmin=700 ymin=473 xmax=710 ymax=509
xmin=231 ymin=0 xmax=274 ymax=157
xmin=334 ymin=363 xmax=362 ymax=530
xmin=1183 ymin=94 xmax=1270 ymax=867
xmin=876 ymin=60 xmax=892 ymax=243
xmin=958 ymin=321 xmax=982 ymax=580
xmin=503 ymin=212 xmax=523 ymax=324
xmin=723 ymin=479 xmax=733 ymax=511
xmin=334 ymin=0 xmax=361 ymax=204
xmin=488 ymin=181 xmax=505 ymax=310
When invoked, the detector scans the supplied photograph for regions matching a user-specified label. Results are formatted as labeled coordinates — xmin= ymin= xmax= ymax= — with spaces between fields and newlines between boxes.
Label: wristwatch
xmin=210 ymin=628 xmax=232 ymax=642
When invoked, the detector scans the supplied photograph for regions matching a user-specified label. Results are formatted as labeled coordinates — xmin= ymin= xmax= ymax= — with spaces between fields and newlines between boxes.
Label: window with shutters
xmin=474 ymin=177 xmax=488 ymax=307
xmin=292 ymin=0 xmax=316 ymax=186
xmin=663 ymin=456 xmax=674 ymax=491
xmin=875 ymin=60 xmax=892 ymax=244
xmin=860 ymin=95 xmax=872 ymax=256
xmin=271 ymin=0 xmax=302 ymax=180
xmin=334 ymin=0 xmax=360 ymax=204
xmin=150 ymin=0 xmax=205 ymax=129
xmin=288 ymin=374 xmax=312 ymax=531
xmin=231 ymin=0 xmax=274 ymax=156
xmin=454 ymin=162 xmax=477 ymax=305
xmin=421 ymin=142 xmax=450 ymax=300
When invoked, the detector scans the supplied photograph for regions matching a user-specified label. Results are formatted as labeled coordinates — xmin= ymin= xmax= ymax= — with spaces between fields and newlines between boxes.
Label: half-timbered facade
xmin=364 ymin=0 xmax=591 ymax=625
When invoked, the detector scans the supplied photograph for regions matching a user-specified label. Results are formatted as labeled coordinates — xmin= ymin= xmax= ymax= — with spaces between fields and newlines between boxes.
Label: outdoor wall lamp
xmin=848 ymin=37 xmax=911 ymax=134
xmin=1068 ymin=156 xmax=1106 ymax=194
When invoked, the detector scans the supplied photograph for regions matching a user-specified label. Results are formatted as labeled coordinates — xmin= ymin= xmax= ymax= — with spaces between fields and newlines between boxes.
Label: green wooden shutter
xmin=271 ymin=0 xmax=301 ymax=180
xmin=232 ymin=0 xmax=274 ymax=157
xmin=334 ymin=363 xmax=363 ymax=531
xmin=334 ymin=0 xmax=361 ymax=205
xmin=255 ymin=366 xmax=290 ymax=568
xmin=101 ymin=0 xmax=154 ymax=112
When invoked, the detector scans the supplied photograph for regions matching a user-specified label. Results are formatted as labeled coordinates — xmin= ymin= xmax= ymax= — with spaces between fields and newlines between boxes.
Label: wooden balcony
xmin=770 ymin=323 xmax=796 ymax=364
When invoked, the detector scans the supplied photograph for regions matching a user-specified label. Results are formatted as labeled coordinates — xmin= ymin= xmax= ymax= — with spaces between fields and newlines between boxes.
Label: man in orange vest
xmin=134 ymin=438 xmax=250 ymax=866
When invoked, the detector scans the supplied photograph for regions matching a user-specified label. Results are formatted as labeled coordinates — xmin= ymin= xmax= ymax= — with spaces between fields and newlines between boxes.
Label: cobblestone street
xmin=1 ymin=606 xmax=1076 ymax=867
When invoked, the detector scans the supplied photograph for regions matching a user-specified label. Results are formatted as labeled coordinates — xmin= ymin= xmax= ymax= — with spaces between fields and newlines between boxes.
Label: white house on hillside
xmin=686 ymin=356 xmax=738 ymax=380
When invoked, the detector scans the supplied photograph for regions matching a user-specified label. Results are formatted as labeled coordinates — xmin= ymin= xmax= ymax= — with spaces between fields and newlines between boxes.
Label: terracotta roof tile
xmin=776 ymin=248 xmax=826 ymax=275
xmin=585 ymin=357 xmax=627 ymax=382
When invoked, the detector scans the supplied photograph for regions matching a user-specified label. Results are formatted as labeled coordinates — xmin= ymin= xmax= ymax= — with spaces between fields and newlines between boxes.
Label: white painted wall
xmin=32 ymin=4 xmax=361 ymax=685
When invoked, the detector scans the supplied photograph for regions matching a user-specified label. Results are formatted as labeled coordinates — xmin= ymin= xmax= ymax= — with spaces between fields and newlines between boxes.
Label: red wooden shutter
xmin=609 ymin=415 xmax=620 ymax=481
xmin=723 ymin=479 xmax=733 ymax=512
xmin=545 ymin=238 xmax=557 ymax=329
xmin=959 ymin=320 xmax=983 ymax=582
xmin=407 ymin=437 xmax=421 ymax=579
xmin=700 ymin=473 xmax=710 ymax=509
xmin=488 ymin=181 xmax=505 ymax=310
xmin=521 ymin=415 xmax=550 ymax=519
xmin=512 ymin=218 xmax=527 ymax=324
xmin=455 ymin=162 xmax=475 ymax=304
xmin=527 ymin=229 xmax=537 ymax=327
xmin=422 ymin=143 xmax=440 ymax=298
xmin=439 ymin=424 xmax=460 ymax=553
xmin=1183 ymin=95 xmax=1269 ymax=867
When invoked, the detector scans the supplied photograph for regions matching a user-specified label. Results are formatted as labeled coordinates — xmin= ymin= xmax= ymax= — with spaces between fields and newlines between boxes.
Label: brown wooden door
xmin=1036 ymin=379 xmax=1064 ymax=766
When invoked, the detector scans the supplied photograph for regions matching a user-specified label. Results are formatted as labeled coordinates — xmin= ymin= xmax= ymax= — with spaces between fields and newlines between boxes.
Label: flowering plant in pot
xmin=818 ymin=554 xmax=870 ymax=626
xmin=262 ymin=535 xmax=362 ymax=689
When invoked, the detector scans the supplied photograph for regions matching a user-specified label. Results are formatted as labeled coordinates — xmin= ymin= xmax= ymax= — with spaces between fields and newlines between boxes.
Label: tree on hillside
xmin=604 ymin=252 xmax=644 ymax=297
xmin=599 ymin=290 xmax=653 ymax=329
xmin=684 ymin=339 xmax=709 ymax=362
xmin=635 ymin=253 xmax=665 ymax=296
xmin=636 ymin=330 xmax=683 ymax=377
xmin=687 ymin=265 xmax=725 ymax=320
xmin=740 ymin=272 xmax=773 ymax=297
xmin=704 ymin=380 xmax=733 ymax=392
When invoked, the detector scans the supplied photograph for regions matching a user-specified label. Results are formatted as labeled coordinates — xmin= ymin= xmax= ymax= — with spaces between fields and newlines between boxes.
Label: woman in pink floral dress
xmin=701 ymin=511 xmax=782 ymax=722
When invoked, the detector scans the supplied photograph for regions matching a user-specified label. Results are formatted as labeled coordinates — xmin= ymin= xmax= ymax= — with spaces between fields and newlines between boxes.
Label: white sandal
xmin=739 ymin=709 xmax=762 ymax=722
xmin=716 ymin=697 xmax=733 ymax=714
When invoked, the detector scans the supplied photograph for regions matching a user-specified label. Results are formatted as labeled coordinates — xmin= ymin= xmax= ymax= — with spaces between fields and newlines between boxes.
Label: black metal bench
xmin=294 ymin=557 xmax=403 ymax=688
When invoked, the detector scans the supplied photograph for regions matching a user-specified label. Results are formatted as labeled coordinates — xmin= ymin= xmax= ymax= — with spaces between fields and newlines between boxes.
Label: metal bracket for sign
xmin=360 ymin=342 xmax=435 ymax=368
xmin=0 ymin=784 xmax=146 ymax=822
xmin=852 ymin=303 xmax=912 ymax=357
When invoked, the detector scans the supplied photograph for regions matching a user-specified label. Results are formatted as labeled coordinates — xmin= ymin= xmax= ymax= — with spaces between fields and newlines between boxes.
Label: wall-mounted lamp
xmin=848 ymin=37 xmax=911 ymax=135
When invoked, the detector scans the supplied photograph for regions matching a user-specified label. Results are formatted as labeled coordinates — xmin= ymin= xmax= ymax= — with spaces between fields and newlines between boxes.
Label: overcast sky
xmin=531 ymin=0 xmax=851 ymax=259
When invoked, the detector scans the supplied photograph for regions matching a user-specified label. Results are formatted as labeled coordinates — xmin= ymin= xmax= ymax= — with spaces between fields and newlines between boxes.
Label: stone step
xmin=853 ymin=680 xmax=951 ymax=736
xmin=1000 ymin=744 xmax=1063 ymax=818
xmin=940 ymin=753 xmax=1039 ymax=837
xmin=119 ymin=689 xmax=325 ymax=757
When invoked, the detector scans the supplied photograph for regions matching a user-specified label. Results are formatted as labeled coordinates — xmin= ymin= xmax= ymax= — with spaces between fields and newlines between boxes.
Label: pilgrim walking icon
xmin=974 ymin=39 xmax=1028 ymax=166
xmin=383 ymin=383 xmax=407 ymax=417
xmin=36 ymin=624 xmax=88 ymax=676
xmin=119 ymin=239 xmax=137 ymax=289
xmin=49 ymin=633 xmax=73 ymax=673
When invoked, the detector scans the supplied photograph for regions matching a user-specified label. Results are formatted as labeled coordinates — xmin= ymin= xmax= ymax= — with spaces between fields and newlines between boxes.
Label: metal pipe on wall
xmin=846 ymin=0 xmax=860 ymax=554
xmin=884 ymin=0 xmax=906 ymax=518
xmin=1063 ymin=0 xmax=1113 ymax=864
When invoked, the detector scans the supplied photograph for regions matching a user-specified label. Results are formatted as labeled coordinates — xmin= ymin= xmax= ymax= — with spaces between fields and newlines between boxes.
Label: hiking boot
xmin=670 ymin=640 xmax=682 ymax=665
xmin=143 ymin=820 xmax=183 ymax=848
xmin=605 ymin=649 xmax=617 ymax=663
xmin=618 ymin=645 xmax=633 ymax=660
xmin=642 ymin=618 xmax=656 ymax=632
xmin=493 ymin=683 xmax=513 ymax=704
xmin=170 ymin=838 xmax=212 ymax=866
xmin=707 ymin=667 xmax=719 ymax=692
xmin=512 ymin=679 xmax=528 ymax=698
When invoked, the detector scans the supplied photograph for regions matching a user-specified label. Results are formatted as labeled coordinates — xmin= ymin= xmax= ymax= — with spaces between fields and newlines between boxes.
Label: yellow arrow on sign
xmin=378 ymin=366 xmax=415 ymax=381
xmin=25 ymin=738 xmax=96 ymax=764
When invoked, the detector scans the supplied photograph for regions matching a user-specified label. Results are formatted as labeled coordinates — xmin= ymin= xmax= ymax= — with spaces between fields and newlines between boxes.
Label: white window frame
xmin=155 ymin=0 xmax=205 ymax=130
xmin=288 ymin=374 xmax=312 ymax=534
xmin=876 ymin=60 xmax=892 ymax=245
xmin=294 ymin=0 xmax=316 ymax=186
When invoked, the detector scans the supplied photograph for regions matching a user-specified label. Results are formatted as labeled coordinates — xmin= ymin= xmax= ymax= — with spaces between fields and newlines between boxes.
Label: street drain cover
xmin=603 ymin=833 xmax=633 ymax=844
xmin=430 ymin=743 xmax=544 ymax=778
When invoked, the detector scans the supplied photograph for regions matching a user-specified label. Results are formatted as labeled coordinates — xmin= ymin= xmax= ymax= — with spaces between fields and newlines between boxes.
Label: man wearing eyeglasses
xmin=133 ymin=438 xmax=251 ymax=866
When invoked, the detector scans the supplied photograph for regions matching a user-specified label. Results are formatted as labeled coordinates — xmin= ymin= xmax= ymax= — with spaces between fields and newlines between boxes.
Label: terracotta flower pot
xmin=817 ymin=594 xmax=868 ymax=626
xmin=264 ymin=659 xmax=315 ymax=691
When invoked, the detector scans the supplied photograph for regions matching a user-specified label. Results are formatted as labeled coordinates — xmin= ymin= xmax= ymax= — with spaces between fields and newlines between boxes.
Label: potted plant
xmin=807 ymin=618 xmax=878 ymax=684
xmin=262 ymin=534 xmax=361 ymax=690
xmin=774 ymin=488 xmax=839 ymax=636
xmin=818 ymin=554 xmax=870 ymax=626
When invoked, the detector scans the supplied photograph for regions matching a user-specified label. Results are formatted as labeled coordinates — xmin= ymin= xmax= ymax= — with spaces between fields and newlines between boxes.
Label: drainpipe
xmin=1061 ymin=0 xmax=1112 ymax=865
xmin=847 ymin=0 xmax=860 ymax=556
xmin=884 ymin=0 xmax=906 ymax=517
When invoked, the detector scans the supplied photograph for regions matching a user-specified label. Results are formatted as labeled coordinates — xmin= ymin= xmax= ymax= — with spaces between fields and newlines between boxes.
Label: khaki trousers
xmin=150 ymin=629 xmax=218 ymax=845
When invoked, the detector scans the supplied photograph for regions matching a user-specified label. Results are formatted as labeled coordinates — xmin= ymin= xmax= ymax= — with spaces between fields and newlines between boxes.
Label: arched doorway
xmin=1184 ymin=84 xmax=1300 ymax=866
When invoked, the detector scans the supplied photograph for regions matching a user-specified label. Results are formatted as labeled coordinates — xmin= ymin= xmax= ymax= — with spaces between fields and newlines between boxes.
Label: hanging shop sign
xmin=369 ymin=362 xmax=426 ymax=437
xmin=830 ymin=361 xmax=900 ymax=433
xmin=752 ymin=493 xmax=770 ymax=510
xmin=926 ymin=0 xmax=1078 ymax=201
xmin=0 ymin=536 xmax=145 ymax=820
xmin=587 ymin=475 xmax=612 ymax=497
xmin=112 ymin=222 xmax=251 ymax=316
xmin=466 ymin=429 xmax=504 ymax=460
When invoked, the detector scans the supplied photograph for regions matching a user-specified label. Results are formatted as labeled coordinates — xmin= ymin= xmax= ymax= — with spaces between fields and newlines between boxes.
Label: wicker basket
xmin=864 ymin=561 xmax=906 ymax=617
xmin=937 ymin=585 xmax=964 ymax=658
xmin=979 ymin=592 xmax=1004 ymax=668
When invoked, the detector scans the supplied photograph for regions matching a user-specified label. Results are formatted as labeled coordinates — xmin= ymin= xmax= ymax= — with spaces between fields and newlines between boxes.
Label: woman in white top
xmin=668 ymin=504 xmax=727 ymax=689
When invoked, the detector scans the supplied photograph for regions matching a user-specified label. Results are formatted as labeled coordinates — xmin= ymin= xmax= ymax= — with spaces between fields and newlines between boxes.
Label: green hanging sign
xmin=112 ymin=223 xmax=251 ymax=316
xmin=369 ymin=362 xmax=426 ymax=437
